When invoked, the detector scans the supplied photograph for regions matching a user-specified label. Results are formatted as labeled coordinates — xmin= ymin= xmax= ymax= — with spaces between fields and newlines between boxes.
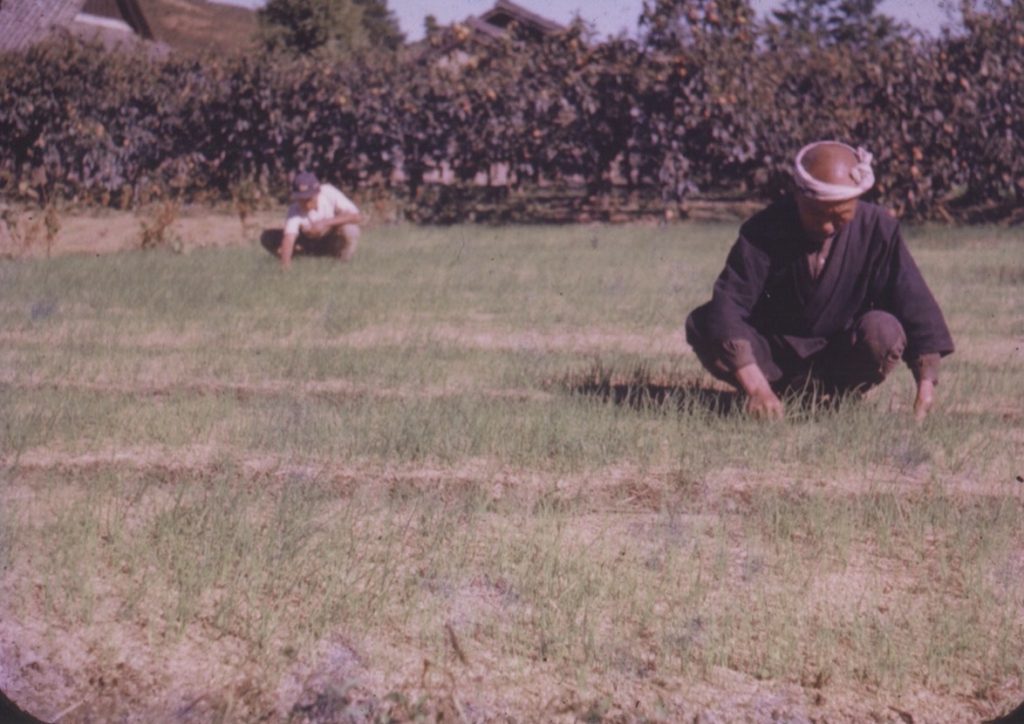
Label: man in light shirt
xmin=261 ymin=171 xmax=364 ymax=269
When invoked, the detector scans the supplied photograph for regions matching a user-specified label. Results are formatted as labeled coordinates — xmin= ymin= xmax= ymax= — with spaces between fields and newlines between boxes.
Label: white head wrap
xmin=794 ymin=141 xmax=875 ymax=201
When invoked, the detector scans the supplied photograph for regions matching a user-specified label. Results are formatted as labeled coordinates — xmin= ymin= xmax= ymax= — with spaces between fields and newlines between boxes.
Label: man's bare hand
xmin=735 ymin=362 xmax=784 ymax=420
xmin=278 ymin=233 xmax=297 ymax=270
xmin=913 ymin=379 xmax=934 ymax=422
xmin=746 ymin=388 xmax=784 ymax=420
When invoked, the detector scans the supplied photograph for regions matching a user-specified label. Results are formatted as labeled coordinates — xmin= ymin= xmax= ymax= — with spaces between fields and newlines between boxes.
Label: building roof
xmin=0 ymin=0 xmax=155 ymax=52
xmin=406 ymin=0 xmax=565 ymax=62
xmin=2 ymin=0 xmax=81 ymax=52
xmin=0 ymin=0 xmax=257 ymax=55
xmin=82 ymin=0 xmax=153 ymax=38
xmin=432 ymin=0 xmax=564 ymax=47
xmin=462 ymin=15 xmax=506 ymax=41
xmin=478 ymin=0 xmax=564 ymax=37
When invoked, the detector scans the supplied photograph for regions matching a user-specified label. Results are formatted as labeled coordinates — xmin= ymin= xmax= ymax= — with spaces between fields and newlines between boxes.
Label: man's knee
xmin=334 ymin=224 xmax=360 ymax=261
xmin=685 ymin=306 xmax=772 ymax=385
xmin=684 ymin=306 xmax=707 ymax=350
xmin=854 ymin=310 xmax=906 ymax=377
xmin=685 ymin=306 xmax=723 ymax=372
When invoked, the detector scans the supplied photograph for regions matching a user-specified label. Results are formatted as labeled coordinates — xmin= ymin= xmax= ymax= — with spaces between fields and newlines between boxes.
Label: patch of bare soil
xmin=0 ymin=207 xmax=281 ymax=259
xmin=0 ymin=321 xmax=688 ymax=357
xmin=0 ymin=585 xmax=288 ymax=722
xmin=0 ymin=373 xmax=554 ymax=405
xmin=429 ymin=324 xmax=687 ymax=355
xmin=5 ymin=443 xmax=1020 ymax=508
xmin=2 ymin=452 xmax=1021 ymax=722
xmin=320 ymin=322 xmax=688 ymax=355
xmin=1 ymin=579 xmax=1015 ymax=723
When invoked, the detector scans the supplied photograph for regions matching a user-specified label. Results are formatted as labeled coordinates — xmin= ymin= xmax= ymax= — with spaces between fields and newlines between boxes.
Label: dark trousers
xmin=685 ymin=307 xmax=907 ymax=395
xmin=260 ymin=226 xmax=359 ymax=261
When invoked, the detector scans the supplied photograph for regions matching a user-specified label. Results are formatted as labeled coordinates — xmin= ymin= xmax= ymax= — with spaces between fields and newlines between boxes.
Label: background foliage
xmin=0 ymin=0 xmax=1021 ymax=222
xmin=258 ymin=0 xmax=404 ymax=57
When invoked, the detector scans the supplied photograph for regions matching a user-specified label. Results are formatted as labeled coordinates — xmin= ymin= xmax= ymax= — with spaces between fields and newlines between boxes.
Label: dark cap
xmin=291 ymin=171 xmax=320 ymax=201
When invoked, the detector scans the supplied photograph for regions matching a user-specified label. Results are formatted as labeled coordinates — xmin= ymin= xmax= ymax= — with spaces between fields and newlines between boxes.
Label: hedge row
xmin=1 ymin=3 xmax=1021 ymax=222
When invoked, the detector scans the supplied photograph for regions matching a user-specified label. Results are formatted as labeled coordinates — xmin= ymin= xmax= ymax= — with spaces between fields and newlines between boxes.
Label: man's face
xmin=299 ymin=196 xmax=317 ymax=214
xmin=796 ymin=194 xmax=858 ymax=244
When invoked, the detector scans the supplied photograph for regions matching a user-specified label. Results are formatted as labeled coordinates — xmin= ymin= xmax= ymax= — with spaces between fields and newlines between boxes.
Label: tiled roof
xmin=0 ymin=0 xmax=86 ymax=52
xmin=480 ymin=0 xmax=564 ymax=35
xmin=0 ymin=0 xmax=256 ymax=55
xmin=463 ymin=15 xmax=506 ymax=40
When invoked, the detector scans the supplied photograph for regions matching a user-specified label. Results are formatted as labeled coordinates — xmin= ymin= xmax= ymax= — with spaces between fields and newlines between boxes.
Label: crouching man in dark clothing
xmin=685 ymin=141 xmax=954 ymax=420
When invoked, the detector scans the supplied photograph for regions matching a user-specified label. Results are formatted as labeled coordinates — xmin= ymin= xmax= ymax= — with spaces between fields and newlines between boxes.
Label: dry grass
xmin=0 ymin=218 xmax=1022 ymax=722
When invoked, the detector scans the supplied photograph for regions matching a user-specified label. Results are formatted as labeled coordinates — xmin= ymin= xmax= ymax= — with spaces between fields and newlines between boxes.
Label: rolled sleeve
xmin=323 ymin=185 xmax=359 ymax=216
xmin=720 ymin=338 xmax=757 ymax=371
xmin=910 ymin=353 xmax=941 ymax=385
xmin=706 ymin=236 xmax=771 ymax=344
xmin=883 ymin=229 xmax=954 ymax=361
xmin=283 ymin=215 xmax=303 ymax=238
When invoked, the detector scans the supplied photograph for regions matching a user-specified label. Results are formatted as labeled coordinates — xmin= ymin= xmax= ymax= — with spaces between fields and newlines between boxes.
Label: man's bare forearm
xmin=735 ymin=362 xmax=784 ymax=419
xmin=913 ymin=379 xmax=934 ymax=422
xmin=304 ymin=213 xmax=364 ymax=238
xmin=735 ymin=362 xmax=771 ymax=396
xmin=325 ymin=212 xmax=364 ymax=228
xmin=279 ymin=232 xmax=297 ymax=269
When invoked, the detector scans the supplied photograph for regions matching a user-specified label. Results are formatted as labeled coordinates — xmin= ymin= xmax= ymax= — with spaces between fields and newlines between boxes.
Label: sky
xmin=386 ymin=0 xmax=954 ymax=41
xmin=217 ymin=0 xmax=955 ymax=40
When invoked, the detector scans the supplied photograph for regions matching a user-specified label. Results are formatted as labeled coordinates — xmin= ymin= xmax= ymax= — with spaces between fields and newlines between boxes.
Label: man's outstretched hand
xmin=736 ymin=363 xmax=784 ymax=420
xmin=746 ymin=387 xmax=784 ymax=420
xmin=913 ymin=379 xmax=935 ymax=422
xmin=278 ymin=233 xmax=296 ymax=270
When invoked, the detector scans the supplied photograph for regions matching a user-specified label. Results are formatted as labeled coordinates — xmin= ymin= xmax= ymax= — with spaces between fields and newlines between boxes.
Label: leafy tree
xmin=769 ymin=0 xmax=831 ymax=38
xmin=639 ymin=0 xmax=755 ymax=50
xmin=3 ymin=2 xmax=1022 ymax=223
xmin=770 ymin=0 xmax=906 ymax=48
xmin=258 ymin=0 xmax=403 ymax=57
xmin=423 ymin=14 xmax=441 ymax=38
xmin=353 ymin=0 xmax=405 ymax=50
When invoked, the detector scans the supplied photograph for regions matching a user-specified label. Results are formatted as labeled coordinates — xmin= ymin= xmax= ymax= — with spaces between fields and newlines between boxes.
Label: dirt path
xmin=1 ymin=206 xmax=280 ymax=259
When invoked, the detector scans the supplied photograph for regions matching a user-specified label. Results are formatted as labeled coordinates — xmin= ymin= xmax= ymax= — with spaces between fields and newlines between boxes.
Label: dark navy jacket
xmin=703 ymin=198 xmax=954 ymax=363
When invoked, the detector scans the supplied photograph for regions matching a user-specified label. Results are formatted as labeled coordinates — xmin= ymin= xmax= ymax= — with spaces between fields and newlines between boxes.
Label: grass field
xmin=1 ymin=219 xmax=1022 ymax=722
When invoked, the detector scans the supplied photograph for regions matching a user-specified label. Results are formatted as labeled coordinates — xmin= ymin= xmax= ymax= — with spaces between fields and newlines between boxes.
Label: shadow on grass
xmin=0 ymin=688 xmax=44 ymax=723
xmin=561 ymin=361 xmax=741 ymax=415
xmin=984 ymin=699 xmax=1024 ymax=724
xmin=560 ymin=361 xmax=868 ymax=419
